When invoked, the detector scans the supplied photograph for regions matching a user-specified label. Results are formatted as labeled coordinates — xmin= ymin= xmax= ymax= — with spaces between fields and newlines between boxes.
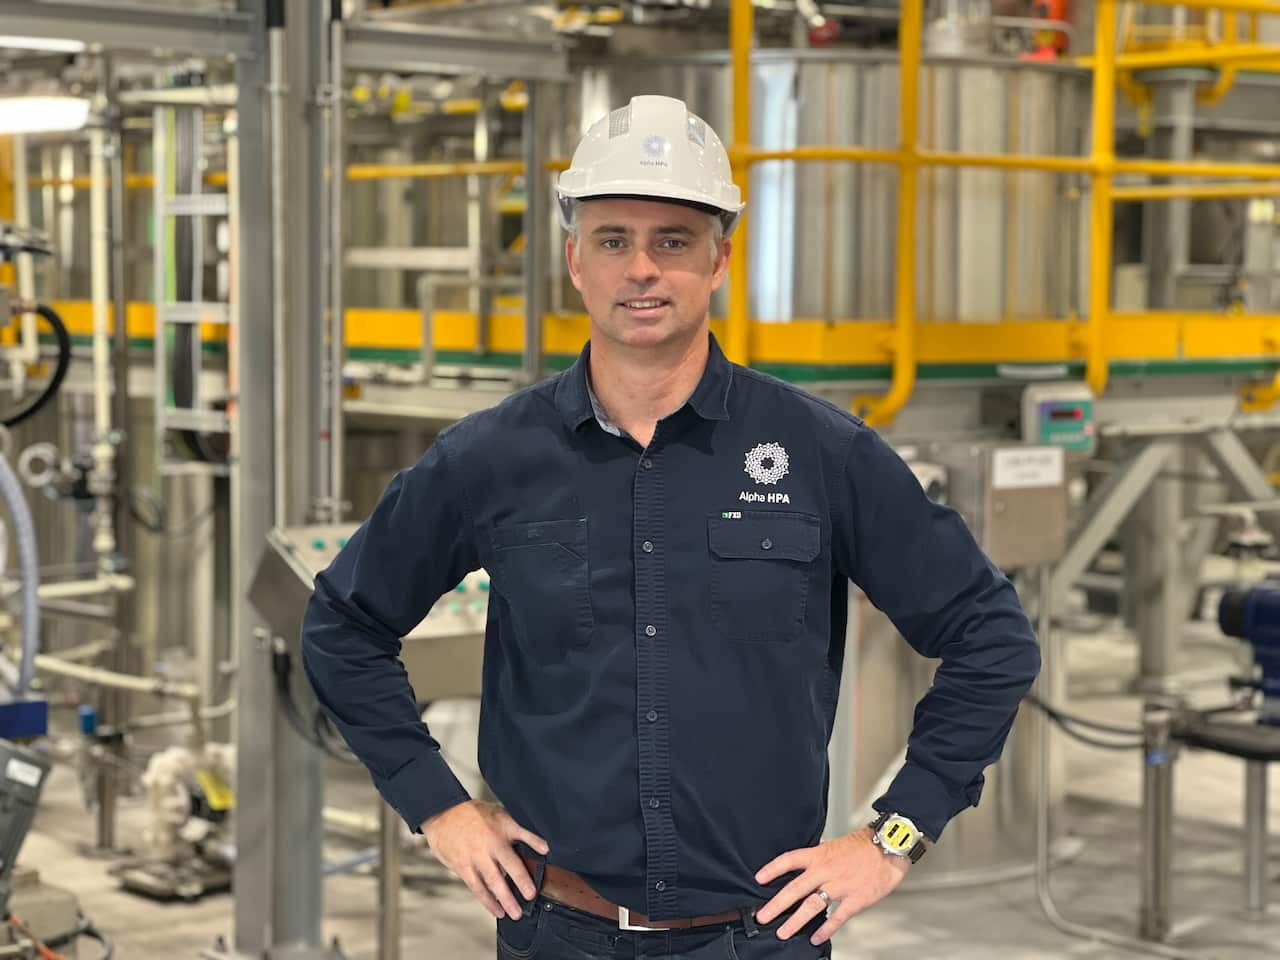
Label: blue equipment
xmin=1219 ymin=586 xmax=1280 ymax=725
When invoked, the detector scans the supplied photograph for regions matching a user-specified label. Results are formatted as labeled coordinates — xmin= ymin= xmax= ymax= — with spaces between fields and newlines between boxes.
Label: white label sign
xmin=992 ymin=446 xmax=1064 ymax=490
xmin=5 ymin=757 xmax=42 ymax=788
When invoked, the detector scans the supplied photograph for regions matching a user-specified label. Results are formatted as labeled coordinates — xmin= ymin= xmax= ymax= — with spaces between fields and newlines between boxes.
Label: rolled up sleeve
xmin=301 ymin=429 xmax=479 ymax=831
xmin=832 ymin=426 xmax=1041 ymax=840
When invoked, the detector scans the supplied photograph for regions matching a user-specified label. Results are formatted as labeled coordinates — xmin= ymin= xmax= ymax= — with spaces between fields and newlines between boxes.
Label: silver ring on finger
xmin=816 ymin=889 xmax=830 ymax=906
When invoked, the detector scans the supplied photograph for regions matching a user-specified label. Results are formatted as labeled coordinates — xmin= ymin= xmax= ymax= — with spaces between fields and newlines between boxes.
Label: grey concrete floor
xmin=22 ymin=616 xmax=1280 ymax=959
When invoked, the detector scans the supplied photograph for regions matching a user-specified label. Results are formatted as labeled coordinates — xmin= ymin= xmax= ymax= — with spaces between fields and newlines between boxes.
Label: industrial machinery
xmin=1218 ymin=586 xmax=1280 ymax=725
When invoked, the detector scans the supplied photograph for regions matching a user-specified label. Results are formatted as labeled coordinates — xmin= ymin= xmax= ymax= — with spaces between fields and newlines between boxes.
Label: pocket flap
xmin=493 ymin=517 xmax=589 ymax=555
xmin=708 ymin=512 xmax=820 ymax=562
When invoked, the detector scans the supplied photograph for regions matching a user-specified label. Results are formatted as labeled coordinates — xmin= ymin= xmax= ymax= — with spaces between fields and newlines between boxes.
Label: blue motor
xmin=1219 ymin=586 xmax=1280 ymax=725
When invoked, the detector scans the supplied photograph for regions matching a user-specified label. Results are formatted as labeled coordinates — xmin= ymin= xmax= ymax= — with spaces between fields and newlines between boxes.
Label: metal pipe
xmin=1085 ymin=0 xmax=1116 ymax=399
xmin=920 ymin=150 xmax=1094 ymax=173
xmin=328 ymin=6 xmax=346 ymax=523
xmin=727 ymin=0 xmax=753 ymax=367
xmin=89 ymin=108 xmax=117 ymax=569
xmin=1114 ymin=182 xmax=1280 ymax=201
xmin=417 ymin=274 xmax=524 ymax=384
xmin=34 ymin=654 xmax=200 ymax=700
xmin=1139 ymin=705 xmax=1176 ymax=942
xmin=10 ymin=135 xmax=37 ymax=365
xmin=35 ymin=575 xmax=134 ymax=600
xmin=379 ymin=801 xmax=401 ymax=960
xmin=346 ymin=160 xmax=524 ymax=181
xmin=1079 ymin=42 xmax=1280 ymax=70
xmin=1141 ymin=0 xmax=1280 ymax=16
xmin=268 ymin=10 xmax=288 ymax=526
xmin=1245 ymin=760 xmax=1268 ymax=913
xmin=861 ymin=0 xmax=922 ymax=427
xmin=1116 ymin=158 xmax=1280 ymax=180
xmin=116 ymin=85 xmax=237 ymax=108
xmin=521 ymin=81 xmax=547 ymax=388
xmin=1034 ymin=566 xmax=1202 ymax=960
xmin=747 ymin=145 xmax=898 ymax=164
xmin=469 ymin=88 xmax=494 ymax=361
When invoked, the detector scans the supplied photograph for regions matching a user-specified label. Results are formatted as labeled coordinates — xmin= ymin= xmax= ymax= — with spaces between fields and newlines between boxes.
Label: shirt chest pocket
xmin=708 ymin=512 xmax=821 ymax=642
xmin=492 ymin=518 xmax=594 ymax=662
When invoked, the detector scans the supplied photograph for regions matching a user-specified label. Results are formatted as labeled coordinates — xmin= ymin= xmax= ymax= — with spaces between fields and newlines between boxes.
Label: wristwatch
xmin=869 ymin=812 xmax=928 ymax=864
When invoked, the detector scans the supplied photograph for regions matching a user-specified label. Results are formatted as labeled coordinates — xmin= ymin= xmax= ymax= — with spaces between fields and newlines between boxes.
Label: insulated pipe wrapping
xmin=0 ymin=452 xmax=40 ymax=698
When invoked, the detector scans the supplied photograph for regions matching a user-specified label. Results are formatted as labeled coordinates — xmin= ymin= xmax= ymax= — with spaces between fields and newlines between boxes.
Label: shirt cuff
xmin=872 ymin=759 xmax=982 ymax=843
xmin=374 ymin=748 xmax=472 ymax=834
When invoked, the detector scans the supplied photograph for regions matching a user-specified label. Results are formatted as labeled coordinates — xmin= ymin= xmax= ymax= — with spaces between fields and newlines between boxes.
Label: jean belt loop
xmin=740 ymin=907 xmax=759 ymax=939
xmin=521 ymin=850 xmax=548 ymax=919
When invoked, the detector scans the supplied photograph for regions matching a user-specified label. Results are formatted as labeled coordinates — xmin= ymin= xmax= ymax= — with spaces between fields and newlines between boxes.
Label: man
xmin=302 ymin=95 xmax=1041 ymax=959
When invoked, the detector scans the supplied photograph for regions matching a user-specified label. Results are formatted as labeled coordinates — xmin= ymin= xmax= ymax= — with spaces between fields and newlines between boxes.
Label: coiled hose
xmin=0 ymin=450 xmax=38 ymax=698
xmin=2 ymin=303 xmax=71 ymax=429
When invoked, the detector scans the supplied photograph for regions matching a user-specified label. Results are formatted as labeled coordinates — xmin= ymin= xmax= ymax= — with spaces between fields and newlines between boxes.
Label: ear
xmin=709 ymin=239 xmax=732 ymax=292
xmin=566 ymin=236 xmax=584 ymax=293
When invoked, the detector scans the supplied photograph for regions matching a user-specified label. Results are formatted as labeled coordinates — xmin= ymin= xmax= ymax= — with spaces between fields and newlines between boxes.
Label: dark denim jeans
xmin=496 ymin=859 xmax=832 ymax=960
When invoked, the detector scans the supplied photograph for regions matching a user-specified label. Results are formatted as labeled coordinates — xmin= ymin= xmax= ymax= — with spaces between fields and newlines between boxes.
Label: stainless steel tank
xmin=564 ymin=50 xmax=1091 ymax=326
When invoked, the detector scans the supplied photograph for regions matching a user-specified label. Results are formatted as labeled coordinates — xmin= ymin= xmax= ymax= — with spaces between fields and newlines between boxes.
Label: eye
xmin=658 ymin=238 xmax=688 ymax=250
xmin=601 ymin=238 xmax=625 ymax=250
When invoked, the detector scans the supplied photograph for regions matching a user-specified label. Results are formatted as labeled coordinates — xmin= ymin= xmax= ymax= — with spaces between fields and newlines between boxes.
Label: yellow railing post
xmin=726 ymin=0 xmax=753 ymax=367
xmin=1086 ymin=0 xmax=1118 ymax=398
xmin=859 ymin=0 xmax=923 ymax=427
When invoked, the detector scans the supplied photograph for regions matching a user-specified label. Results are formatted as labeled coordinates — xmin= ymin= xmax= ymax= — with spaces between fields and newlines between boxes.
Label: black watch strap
xmin=870 ymin=811 xmax=928 ymax=863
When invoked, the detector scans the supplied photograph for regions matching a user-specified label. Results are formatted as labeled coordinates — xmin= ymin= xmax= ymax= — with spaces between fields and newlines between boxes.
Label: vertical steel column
xmin=378 ymin=801 xmax=402 ymax=960
xmin=1245 ymin=760 xmax=1268 ymax=914
xmin=326 ymin=0 xmax=345 ymax=521
xmin=1140 ymin=705 xmax=1175 ymax=942
xmin=1143 ymin=80 xmax=1196 ymax=310
xmin=1085 ymin=0 xmax=1116 ymax=397
xmin=470 ymin=86 xmax=494 ymax=359
xmin=521 ymin=81 xmax=548 ymax=387
xmin=1130 ymin=446 xmax=1184 ymax=693
xmin=267 ymin=0 xmax=288 ymax=526
xmin=232 ymin=2 xmax=276 ymax=951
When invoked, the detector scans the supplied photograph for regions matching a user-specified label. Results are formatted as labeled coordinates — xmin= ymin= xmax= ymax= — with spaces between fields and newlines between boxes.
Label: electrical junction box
xmin=926 ymin=443 xmax=1068 ymax=569
xmin=1021 ymin=382 xmax=1096 ymax=455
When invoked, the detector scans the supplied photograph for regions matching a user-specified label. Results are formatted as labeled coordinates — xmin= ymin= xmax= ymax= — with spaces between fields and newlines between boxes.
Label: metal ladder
xmin=152 ymin=104 xmax=233 ymax=477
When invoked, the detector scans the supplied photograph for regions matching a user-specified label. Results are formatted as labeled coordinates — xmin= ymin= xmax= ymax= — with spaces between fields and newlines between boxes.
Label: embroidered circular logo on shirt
xmin=744 ymin=442 xmax=789 ymax=486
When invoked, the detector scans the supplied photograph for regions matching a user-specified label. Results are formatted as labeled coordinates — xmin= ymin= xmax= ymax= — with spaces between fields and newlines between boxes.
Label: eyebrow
xmin=589 ymin=224 xmax=699 ymax=238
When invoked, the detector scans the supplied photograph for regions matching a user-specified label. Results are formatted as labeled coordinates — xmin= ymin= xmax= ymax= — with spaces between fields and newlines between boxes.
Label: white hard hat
xmin=556 ymin=94 xmax=745 ymax=237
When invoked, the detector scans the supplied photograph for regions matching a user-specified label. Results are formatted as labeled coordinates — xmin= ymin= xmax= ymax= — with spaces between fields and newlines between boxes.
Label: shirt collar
xmin=556 ymin=332 xmax=734 ymax=432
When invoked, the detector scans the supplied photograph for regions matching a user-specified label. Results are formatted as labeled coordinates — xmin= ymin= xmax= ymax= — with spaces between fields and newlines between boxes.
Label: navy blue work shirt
xmin=301 ymin=332 xmax=1041 ymax=921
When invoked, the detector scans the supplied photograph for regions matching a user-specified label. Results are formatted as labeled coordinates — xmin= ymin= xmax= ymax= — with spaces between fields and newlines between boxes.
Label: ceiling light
xmin=0 ymin=36 xmax=87 ymax=54
xmin=0 ymin=95 xmax=91 ymax=134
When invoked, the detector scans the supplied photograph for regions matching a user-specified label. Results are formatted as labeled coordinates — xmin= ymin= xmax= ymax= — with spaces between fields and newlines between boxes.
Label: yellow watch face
xmin=881 ymin=816 xmax=918 ymax=852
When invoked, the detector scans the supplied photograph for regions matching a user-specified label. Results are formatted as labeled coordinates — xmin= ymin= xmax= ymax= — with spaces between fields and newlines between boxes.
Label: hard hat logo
xmin=641 ymin=135 xmax=668 ymax=161
xmin=556 ymin=94 xmax=745 ymax=237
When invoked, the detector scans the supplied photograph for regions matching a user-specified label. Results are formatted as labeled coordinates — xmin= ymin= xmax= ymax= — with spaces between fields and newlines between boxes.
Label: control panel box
xmin=926 ymin=443 xmax=1068 ymax=569
xmin=1021 ymin=382 xmax=1096 ymax=455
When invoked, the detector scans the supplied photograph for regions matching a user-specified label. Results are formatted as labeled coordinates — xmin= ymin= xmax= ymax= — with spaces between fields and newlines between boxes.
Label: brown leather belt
xmin=519 ymin=854 xmax=746 ymax=931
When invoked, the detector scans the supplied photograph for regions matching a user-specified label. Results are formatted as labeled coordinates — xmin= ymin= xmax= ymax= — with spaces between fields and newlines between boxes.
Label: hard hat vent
xmin=608 ymin=106 xmax=631 ymax=139
xmin=686 ymin=115 xmax=706 ymax=147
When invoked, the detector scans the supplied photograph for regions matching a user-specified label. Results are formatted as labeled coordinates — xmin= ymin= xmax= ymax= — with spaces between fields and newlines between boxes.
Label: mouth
xmin=618 ymin=298 xmax=671 ymax=318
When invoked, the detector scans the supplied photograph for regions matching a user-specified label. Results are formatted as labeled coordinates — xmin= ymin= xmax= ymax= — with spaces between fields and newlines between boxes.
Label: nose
xmin=623 ymin=248 xmax=660 ymax=283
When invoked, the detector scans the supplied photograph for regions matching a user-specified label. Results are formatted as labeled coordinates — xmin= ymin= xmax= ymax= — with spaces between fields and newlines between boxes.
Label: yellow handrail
xmin=858 ymin=0 xmax=923 ymax=427
xmin=1087 ymin=0 xmax=1118 ymax=398
xmin=1115 ymin=157 xmax=1280 ymax=178
xmin=727 ymin=0 xmax=753 ymax=367
xmin=1139 ymin=0 xmax=1280 ymax=13
xmin=1079 ymin=41 xmax=1280 ymax=69
xmin=1113 ymin=181 xmax=1280 ymax=200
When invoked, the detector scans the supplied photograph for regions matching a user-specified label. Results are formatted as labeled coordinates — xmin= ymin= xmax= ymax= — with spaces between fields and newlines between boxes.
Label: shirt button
xmin=644 ymin=624 xmax=657 ymax=637
xmin=655 ymin=881 xmax=666 ymax=892
xmin=761 ymin=538 xmax=773 ymax=550
xmin=641 ymin=458 xmax=653 ymax=470
xmin=649 ymin=797 xmax=660 ymax=809
xmin=642 ymin=540 xmax=654 ymax=553
xmin=646 ymin=710 xmax=658 ymax=722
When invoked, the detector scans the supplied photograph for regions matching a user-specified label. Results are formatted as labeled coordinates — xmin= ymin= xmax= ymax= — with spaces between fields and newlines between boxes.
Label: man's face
xmin=565 ymin=197 xmax=731 ymax=351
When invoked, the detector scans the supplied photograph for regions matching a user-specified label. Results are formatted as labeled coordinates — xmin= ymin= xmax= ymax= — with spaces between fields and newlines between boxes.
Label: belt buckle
xmin=618 ymin=907 xmax=670 ymax=932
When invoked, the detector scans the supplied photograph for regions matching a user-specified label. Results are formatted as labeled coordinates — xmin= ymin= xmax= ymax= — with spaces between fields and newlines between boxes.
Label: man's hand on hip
xmin=421 ymin=800 xmax=551 ymax=921
xmin=753 ymin=827 xmax=910 ymax=945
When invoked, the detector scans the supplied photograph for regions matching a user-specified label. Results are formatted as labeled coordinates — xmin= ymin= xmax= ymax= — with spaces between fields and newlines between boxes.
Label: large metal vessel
xmin=565 ymin=50 xmax=1092 ymax=325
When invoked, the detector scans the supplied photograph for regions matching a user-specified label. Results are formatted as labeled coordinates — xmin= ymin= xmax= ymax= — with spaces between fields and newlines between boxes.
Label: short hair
xmin=568 ymin=203 xmax=725 ymax=264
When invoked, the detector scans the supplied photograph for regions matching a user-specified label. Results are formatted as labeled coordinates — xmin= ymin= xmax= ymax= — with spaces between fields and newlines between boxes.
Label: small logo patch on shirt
xmin=721 ymin=511 xmax=742 ymax=519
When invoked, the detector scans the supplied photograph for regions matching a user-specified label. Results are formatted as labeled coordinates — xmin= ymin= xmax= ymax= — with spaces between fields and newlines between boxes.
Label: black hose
xmin=2 ymin=304 xmax=72 ymax=428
